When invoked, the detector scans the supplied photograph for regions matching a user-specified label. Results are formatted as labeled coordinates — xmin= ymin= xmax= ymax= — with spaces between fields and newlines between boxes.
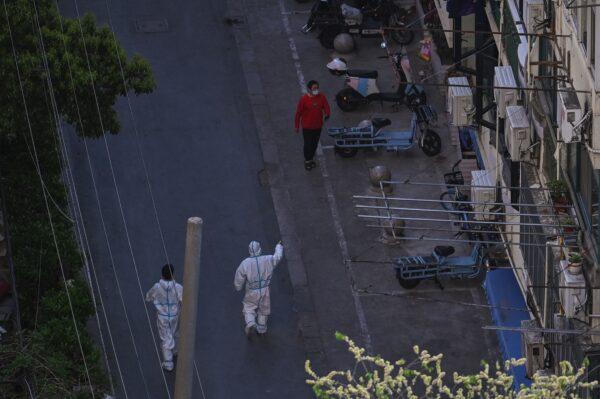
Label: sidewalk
xmin=229 ymin=0 xmax=500 ymax=375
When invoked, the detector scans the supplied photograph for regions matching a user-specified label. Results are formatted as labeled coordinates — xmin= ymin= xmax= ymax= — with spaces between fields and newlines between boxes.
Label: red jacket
xmin=294 ymin=93 xmax=330 ymax=130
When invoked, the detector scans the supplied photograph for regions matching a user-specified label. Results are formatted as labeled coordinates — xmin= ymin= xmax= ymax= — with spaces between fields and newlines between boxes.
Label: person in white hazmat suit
xmin=234 ymin=240 xmax=284 ymax=336
xmin=145 ymin=264 xmax=183 ymax=371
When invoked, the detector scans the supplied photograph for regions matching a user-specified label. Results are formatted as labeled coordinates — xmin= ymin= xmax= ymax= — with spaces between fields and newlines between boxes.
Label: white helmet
xmin=326 ymin=58 xmax=348 ymax=72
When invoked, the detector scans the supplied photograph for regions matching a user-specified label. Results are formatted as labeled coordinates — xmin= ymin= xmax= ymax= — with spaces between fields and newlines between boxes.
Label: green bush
xmin=0 ymin=0 xmax=154 ymax=396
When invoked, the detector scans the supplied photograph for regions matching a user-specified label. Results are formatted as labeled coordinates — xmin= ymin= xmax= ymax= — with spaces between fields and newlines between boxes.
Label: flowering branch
xmin=305 ymin=332 xmax=598 ymax=399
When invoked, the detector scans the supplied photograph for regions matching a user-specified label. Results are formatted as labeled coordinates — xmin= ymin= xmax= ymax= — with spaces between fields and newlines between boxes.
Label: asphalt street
xmin=63 ymin=0 xmax=310 ymax=397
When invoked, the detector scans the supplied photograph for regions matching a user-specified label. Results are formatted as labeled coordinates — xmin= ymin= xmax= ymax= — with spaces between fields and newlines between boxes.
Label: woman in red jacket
xmin=294 ymin=80 xmax=331 ymax=170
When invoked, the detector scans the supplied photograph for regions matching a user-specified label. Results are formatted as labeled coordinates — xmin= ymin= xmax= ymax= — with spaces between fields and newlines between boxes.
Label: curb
xmin=226 ymin=0 xmax=327 ymax=371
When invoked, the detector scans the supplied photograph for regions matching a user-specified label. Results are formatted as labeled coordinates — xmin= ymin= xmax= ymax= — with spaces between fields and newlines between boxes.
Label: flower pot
xmin=567 ymin=261 xmax=583 ymax=275
xmin=567 ymin=252 xmax=583 ymax=275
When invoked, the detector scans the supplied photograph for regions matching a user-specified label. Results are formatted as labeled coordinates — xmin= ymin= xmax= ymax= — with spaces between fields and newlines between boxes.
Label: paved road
xmin=63 ymin=0 xmax=310 ymax=397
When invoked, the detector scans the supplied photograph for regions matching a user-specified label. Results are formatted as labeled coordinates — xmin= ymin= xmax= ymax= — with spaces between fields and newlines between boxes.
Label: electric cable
xmin=67 ymin=0 xmax=173 ymax=395
xmin=26 ymin=1 xmax=120 ymax=395
xmin=100 ymin=0 xmax=209 ymax=394
xmin=48 ymin=0 xmax=159 ymax=396
xmin=2 ymin=0 xmax=95 ymax=395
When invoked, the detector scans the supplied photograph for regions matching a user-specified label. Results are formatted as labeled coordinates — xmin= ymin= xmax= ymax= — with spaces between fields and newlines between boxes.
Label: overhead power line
xmin=100 ymin=0 xmax=208 ymax=395
xmin=2 ymin=0 xmax=95 ymax=395
xmin=66 ymin=0 xmax=173 ymax=395
xmin=28 ymin=0 xmax=119 ymax=395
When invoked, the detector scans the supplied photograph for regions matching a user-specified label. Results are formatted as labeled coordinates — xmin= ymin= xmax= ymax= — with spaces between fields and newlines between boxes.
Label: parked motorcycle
xmin=302 ymin=0 xmax=414 ymax=49
xmin=326 ymin=53 xmax=427 ymax=112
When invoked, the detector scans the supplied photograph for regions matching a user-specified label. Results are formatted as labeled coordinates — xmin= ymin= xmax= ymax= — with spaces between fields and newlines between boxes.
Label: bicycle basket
xmin=444 ymin=171 xmax=464 ymax=185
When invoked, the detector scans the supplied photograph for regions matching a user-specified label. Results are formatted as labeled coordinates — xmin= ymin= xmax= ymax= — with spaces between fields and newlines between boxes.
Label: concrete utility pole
xmin=174 ymin=217 xmax=203 ymax=399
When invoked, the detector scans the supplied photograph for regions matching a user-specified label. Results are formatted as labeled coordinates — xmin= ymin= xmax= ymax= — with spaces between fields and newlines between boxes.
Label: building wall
xmin=433 ymin=0 xmax=600 ymax=367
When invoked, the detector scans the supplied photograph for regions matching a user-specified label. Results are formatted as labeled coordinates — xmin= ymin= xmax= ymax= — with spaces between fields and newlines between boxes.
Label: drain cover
xmin=134 ymin=19 xmax=169 ymax=33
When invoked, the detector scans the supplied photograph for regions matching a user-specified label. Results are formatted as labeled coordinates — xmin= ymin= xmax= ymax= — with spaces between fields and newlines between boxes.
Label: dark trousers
xmin=302 ymin=128 xmax=321 ymax=161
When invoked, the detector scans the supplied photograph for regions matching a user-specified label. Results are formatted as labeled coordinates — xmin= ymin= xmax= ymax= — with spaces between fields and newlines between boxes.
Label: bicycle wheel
xmin=439 ymin=191 xmax=455 ymax=211
xmin=396 ymin=269 xmax=421 ymax=289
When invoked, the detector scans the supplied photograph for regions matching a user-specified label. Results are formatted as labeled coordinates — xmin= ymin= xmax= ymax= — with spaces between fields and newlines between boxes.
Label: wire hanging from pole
xmin=2 ymin=1 xmax=95 ymax=395
xmin=26 ymin=0 xmax=120 ymax=395
xmin=57 ymin=0 xmax=172 ymax=395
xmin=99 ymin=0 xmax=209 ymax=395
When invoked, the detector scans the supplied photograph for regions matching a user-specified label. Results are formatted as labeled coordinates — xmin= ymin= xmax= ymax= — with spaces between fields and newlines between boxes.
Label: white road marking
xmin=278 ymin=0 xmax=373 ymax=353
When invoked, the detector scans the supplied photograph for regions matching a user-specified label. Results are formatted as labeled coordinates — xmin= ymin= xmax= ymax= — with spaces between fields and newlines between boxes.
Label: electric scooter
xmin=302 ymin=0 xmax=414 ymax=49
xmin=326 ymin=50 xmax=426 ymax=112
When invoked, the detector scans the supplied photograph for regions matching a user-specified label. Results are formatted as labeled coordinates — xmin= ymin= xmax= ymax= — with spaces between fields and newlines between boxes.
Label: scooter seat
xmin=371 ymin=118 xmax=391 ymax=130
xmin=434 ymin=246 xmax=455 ymax=257
xmin=377 ymin=92 xmax=405 ymax=102
xmin=347 ymin=69 xmax=378 ymax=79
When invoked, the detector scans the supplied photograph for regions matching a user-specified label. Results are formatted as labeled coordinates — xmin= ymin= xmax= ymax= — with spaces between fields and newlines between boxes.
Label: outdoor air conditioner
xmin=557 ymin=88 xmax=582 ymax=143
xmin=523 ymin=0 xmax=544 ymax=34
xmin=521 ymin=319 xmax=544 ymax=378
xmin=470 ymin=170 xmax=496 ymax=221
xmin=493 ymin=66 xmax=518 ymax=118
xmin=447 ymin=76 xmax=473 ymax=126
xmin=559 ymin=260 xmax=587 ymax=318
xmin=505 ymin=105 xmax=531 ymax=161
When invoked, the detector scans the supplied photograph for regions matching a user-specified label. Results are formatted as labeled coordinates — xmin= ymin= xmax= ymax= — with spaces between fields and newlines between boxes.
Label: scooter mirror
xmin=380 ymin=41 xmax=387 ymax=49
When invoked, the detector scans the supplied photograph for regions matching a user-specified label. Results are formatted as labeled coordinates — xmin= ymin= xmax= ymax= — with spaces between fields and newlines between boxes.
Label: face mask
xmin=311 ymin=89 xmax=319 ymax=96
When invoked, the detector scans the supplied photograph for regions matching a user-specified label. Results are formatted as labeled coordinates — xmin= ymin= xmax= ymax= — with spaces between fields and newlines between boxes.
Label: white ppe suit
xmin=234 ymin=241 xmax=284 ymax=334
xmin=145 ymin=279 xmax=183 ymax=371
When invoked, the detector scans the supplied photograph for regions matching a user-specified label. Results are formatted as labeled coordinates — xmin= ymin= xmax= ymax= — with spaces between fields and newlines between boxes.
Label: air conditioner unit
xmin=447 ymin=76 xmax=473 ymax=126
xmin=523 ymin=0 xmax=544 ymax=34
xmin=470 ymin=170 xmax=496 ymax=221
xmin=559 ymin=260 xmax=587 ymax=318
xmin=557 ymin=88 xmax=582 ymax=143
xmin=521 ymin=319 xmax=544 ymax=378
xmin=493 ymin=66 xmax=518 ymax=118
xmin=505 ymin=105 xmax=531 ymax=161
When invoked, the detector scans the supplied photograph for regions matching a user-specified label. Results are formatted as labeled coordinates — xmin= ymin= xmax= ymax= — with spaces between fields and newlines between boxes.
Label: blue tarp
xmin=458 ymin=127 xmax=483 ymax=169
xmin=484 ymin=269 xmax=532 ymax=390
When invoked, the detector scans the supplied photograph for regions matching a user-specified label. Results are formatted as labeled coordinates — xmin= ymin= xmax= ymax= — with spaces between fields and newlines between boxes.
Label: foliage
xmin=305 ymin=333 xmax=598 ymax=398
xmin=568 ymin=252 xmax=583 ymax=264
xmin=0 ymin=0 xmax=155 ymax=140
xmin=547 ymin=179 xmax=568 ymax=201
xmin=0 ymin=0 xmax=155 ymax=396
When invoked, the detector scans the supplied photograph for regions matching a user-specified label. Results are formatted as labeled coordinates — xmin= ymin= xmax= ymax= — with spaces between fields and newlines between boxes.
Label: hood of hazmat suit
xmin=249 ymin=240 xmax=262 ymax=257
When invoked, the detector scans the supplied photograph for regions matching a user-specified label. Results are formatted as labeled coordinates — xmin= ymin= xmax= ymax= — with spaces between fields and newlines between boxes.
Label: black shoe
xmin=309 ymin=160 xmax=317 ymax=169
xmin=245 ymin=324 xmax=257 ymax=339
xmin=304 ymin=161 xmax=313 ymax=171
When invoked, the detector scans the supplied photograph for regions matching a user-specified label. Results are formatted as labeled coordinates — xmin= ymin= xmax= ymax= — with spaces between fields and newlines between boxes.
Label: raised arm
xmin=271 ymin=242 xmax=284 ymax=268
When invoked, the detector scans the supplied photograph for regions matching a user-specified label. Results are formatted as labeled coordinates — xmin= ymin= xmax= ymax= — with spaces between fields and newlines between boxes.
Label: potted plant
xmin=568 ymin=251 xmax=583 ymax=275
xmin=560 ymin=215 xmax=576 ymax=234
xmin=547 ymin=180 xmax=569 ymax=213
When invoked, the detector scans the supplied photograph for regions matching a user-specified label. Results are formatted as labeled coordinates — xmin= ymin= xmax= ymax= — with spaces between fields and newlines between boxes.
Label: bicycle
xmin=439 ymin=160 xmax=469 ymax=212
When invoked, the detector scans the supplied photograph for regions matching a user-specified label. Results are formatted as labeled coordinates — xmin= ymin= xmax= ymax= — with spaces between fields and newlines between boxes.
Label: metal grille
xmin=520 ymin=169 xmax=586 ymax=370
